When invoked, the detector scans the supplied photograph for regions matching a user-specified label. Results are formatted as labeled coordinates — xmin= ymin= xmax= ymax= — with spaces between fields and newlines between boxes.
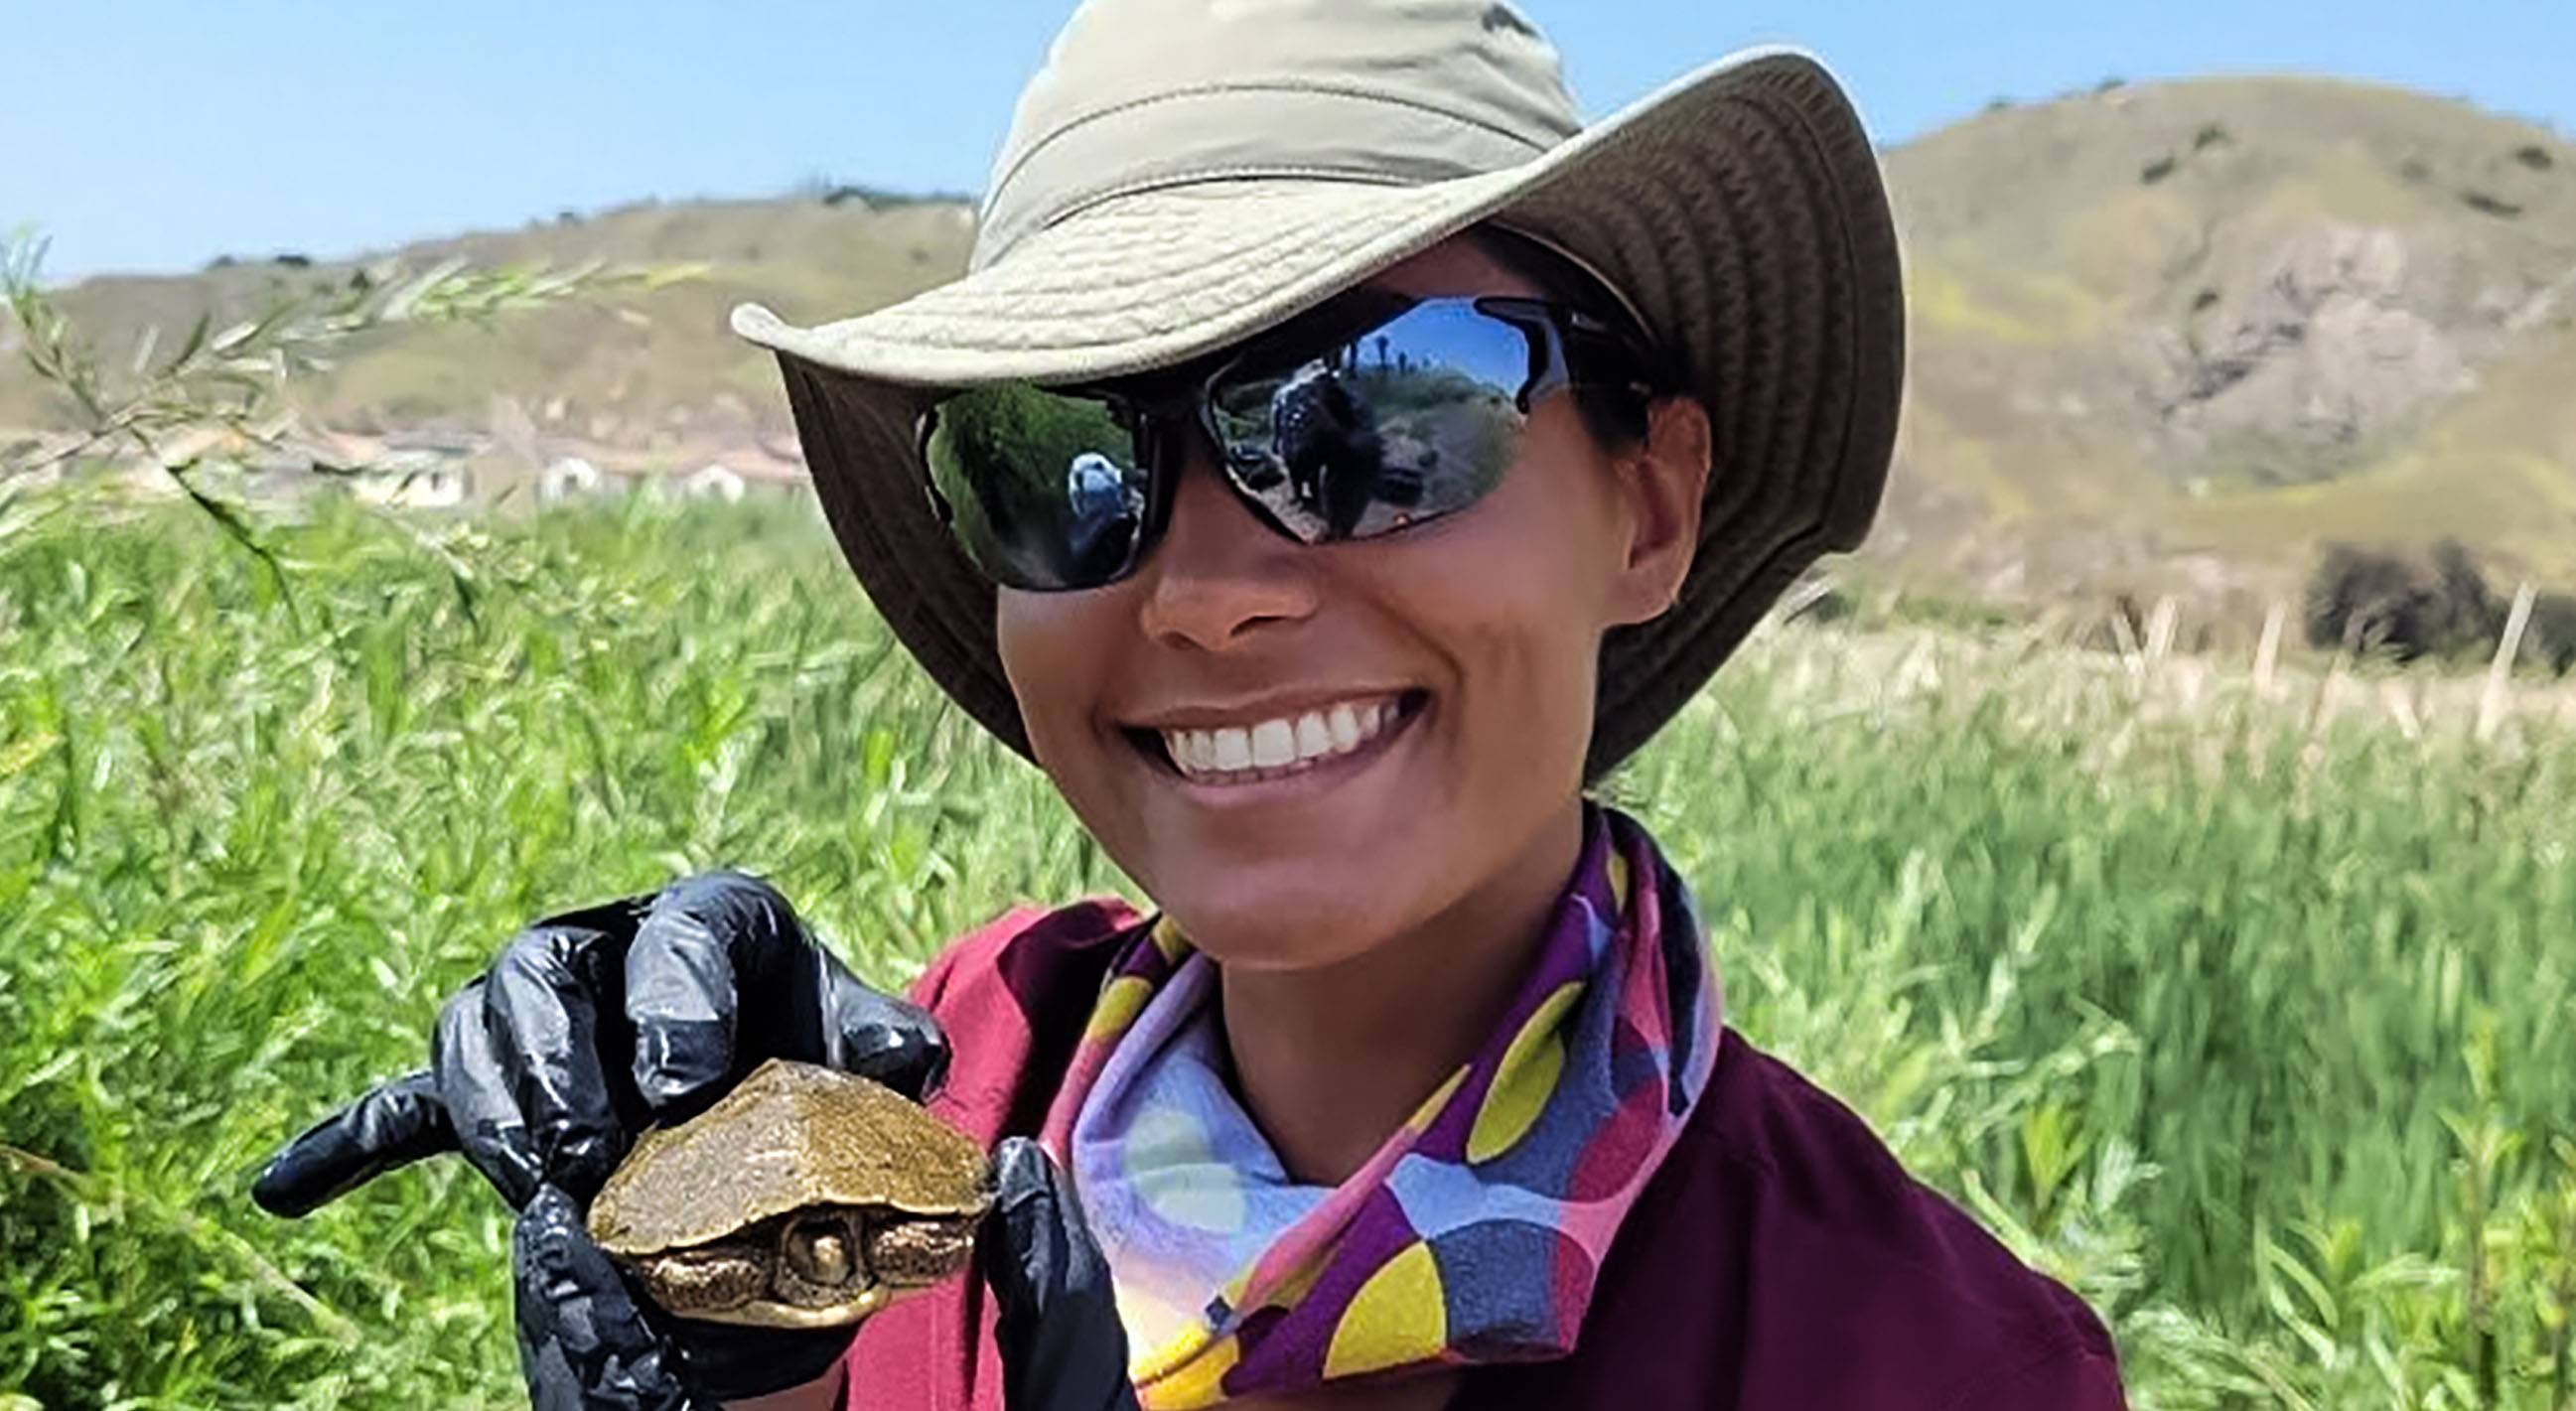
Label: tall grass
xmin=2 ymin=497 xmax=2570 ymax=1409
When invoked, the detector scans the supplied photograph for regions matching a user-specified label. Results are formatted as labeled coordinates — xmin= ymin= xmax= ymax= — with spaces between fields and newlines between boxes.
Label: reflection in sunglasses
xmin=922 ymin=294 xmax=1636 ymax=590
xmin=1213 ymin=301 xmax=1537 ymax=541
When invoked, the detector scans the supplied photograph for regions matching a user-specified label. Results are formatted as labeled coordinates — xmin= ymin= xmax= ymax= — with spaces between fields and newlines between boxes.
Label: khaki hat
xmin=734 ymin=0 xmax=1904 ymax=781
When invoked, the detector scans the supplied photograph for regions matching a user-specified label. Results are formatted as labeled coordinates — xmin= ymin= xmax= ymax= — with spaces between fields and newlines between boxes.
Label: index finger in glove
xmin=622 ymin=871 xmax=780 ymax=1116
xmin=484 ymin=918 xmax=637 ymax=1204
xmin=983 ymin=1138 xmax=1140 ymax=1411
xmin=624 ymin=870 xmax=938 ymax=1114
xmin=624 ymin=870 xmax=953 ymax=1109
xmin=250 ymin=1069 xmax=456 ymax=1218
xmin=512 ymin=1183 xmax=712 ymax=1411
xmin=437 ymin=978 xmax=545 ymax=1210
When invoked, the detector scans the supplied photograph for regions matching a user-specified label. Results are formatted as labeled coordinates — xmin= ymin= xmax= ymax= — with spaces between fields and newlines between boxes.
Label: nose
xmin=1132 ymin=435 xmax=1321 ymax=651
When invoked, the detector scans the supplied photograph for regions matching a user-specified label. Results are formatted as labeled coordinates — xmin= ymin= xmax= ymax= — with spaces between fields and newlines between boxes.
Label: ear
xmin=1603 ymin=394 xmax=1713 ymax=628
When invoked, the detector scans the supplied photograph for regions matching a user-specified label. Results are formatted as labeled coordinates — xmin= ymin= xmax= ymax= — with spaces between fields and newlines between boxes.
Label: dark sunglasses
xmin=916 ymin=289 xmax=1662 ymax=592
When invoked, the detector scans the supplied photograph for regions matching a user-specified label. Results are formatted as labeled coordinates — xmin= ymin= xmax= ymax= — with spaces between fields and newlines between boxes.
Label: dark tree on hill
xmin=2306 ymin=540 xmax=2570 ymax=671
xmin=2424 ymin=538 xmax=2505 ymax=649
xmin=2528 ymin=594 xmax=2576 ymax=676
xmin=2306 ymin=543 xmax=2435 ymax=658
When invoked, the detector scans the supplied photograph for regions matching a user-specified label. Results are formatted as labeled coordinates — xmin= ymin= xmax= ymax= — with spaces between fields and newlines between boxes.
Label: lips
xmin=1123 ymin=690 xmax=1429 ymax=787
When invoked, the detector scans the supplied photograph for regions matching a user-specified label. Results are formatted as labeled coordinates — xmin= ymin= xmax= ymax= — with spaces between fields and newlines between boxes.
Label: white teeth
xmin=1158 ymin=695 xmax=1408 ymax=782
xmin=1327 ymin=704 xmax=1361 ymax=751
xmin=1249 ymin=719 xmax=1296 ymax=768
xmin=1211 ymin=728 xmax=1253 ymax=771
xmin=1295 ymin=712 xmax=1334 ymax=759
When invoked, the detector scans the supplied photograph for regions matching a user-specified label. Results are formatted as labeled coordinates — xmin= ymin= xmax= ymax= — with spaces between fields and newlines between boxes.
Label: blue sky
xmin=8 ymin=1 xmax=2568 ymax=281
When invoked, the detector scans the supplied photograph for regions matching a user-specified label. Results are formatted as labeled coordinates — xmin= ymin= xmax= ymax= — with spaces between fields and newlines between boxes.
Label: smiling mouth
xmin=1123 ymin=689 xmax=1431 ymax=787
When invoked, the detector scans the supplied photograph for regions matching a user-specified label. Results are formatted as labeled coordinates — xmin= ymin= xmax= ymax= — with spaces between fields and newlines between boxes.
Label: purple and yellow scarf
xmin=1036 ymin=803 xmax=1722 ymax=1407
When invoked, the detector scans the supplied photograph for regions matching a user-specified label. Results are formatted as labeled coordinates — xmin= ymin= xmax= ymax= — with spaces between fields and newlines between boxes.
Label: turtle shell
xmin=589 ymin=1058 xmax=991 ymax=1258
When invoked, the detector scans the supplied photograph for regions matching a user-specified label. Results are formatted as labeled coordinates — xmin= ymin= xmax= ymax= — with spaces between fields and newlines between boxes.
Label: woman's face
xmin=994 ymin=235 xmax=1707 ymax=970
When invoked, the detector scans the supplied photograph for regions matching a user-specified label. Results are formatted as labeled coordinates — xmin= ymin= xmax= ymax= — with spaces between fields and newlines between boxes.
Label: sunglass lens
xmin=1213 ymin=301 xmax=1534 ymax=542
xmin=926 ymin=384 xmax=1149 ymax=590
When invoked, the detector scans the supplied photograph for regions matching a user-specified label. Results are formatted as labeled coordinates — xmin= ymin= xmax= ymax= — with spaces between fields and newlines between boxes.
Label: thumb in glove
xmin=982 ymin=1138 xmax=1141 ymax=1411
xmin=513 ymin=1184 xmax=709 ymax=1411
xmin=512 ymin=1184 xmax=853 ymax=1409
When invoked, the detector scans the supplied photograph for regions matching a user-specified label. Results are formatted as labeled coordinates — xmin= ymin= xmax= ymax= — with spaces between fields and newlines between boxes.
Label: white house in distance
xmin=539 ymin=456 xmax=604 ymax=504
xmin=681 ymin=462 xmax=747 ymax=503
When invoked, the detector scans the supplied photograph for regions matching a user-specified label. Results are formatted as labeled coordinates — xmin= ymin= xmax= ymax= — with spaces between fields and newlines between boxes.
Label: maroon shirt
xmin=844 ymin=900 xmax=2126 ymax=1410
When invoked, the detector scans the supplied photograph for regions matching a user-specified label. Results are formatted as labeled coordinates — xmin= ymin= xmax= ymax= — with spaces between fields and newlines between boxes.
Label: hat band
xmin=974 ymin=82 xmax=1565 ymax=268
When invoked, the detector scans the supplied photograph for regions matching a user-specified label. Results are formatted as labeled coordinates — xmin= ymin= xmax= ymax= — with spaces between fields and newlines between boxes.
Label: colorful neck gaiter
xmin=1036 ymin=803 xmax=1722 ymax=1408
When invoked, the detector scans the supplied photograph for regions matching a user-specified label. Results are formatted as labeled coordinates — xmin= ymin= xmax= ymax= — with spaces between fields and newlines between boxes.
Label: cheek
xmin=994 ymin=590 xmax=1116 ymax=765
xmin=995 ymin=590 xmax=1181 ymax=911
xmin=1377 ymin=446 xmax=1622 ymax=775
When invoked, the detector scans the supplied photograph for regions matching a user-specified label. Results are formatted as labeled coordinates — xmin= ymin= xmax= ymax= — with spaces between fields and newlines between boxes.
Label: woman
xmin=254 ymin=2 xmax=2127 ymax=1408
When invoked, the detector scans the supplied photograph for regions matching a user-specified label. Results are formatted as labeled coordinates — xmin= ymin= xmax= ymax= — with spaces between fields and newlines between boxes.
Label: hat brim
xmin=737 ymin=46 xmax=1904 ymax=782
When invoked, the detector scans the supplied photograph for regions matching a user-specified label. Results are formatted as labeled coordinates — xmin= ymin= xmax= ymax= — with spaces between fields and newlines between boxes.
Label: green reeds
xmin=2 ymin=499 xmax=2570 ymax=1408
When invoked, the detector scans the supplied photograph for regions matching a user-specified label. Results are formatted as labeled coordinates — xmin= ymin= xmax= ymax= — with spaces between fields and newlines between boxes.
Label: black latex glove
xmin=984 ymin=1138 xmax=1142 ymax=1411
xmin=511 ymin=1182 xmax=710 ymax=1411
xmin=252 ymin=871 xmax=949 ymax=1404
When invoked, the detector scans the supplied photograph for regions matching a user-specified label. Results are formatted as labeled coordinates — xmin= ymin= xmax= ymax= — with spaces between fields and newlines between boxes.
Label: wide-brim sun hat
xmin=733 ymin=0 xmax=1904 ymax=782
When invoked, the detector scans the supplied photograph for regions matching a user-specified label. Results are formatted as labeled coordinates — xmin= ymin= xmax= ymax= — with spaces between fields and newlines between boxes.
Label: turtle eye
xmin=784 ymin=1214 xmax=856 ymax=1287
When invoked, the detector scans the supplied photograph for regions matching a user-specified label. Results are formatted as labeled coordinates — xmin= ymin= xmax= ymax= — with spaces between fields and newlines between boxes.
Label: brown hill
xmin=8 ymin=77 xmax=2574 ymax=617
xmin=0 ymin=194 xmax=979 ymax=458
xmin=1879 ymin=75 xmax=2576 ymax=614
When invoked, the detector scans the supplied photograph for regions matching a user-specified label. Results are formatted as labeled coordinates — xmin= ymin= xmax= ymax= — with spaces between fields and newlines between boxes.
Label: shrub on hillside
xmin=2307 ymin=542 xmax=2441 ymax=658
xmin=2424 ymin=538 xmax=2502 ymax=649
xmin=2528 ymin=592 xmax=2576 ymax=675
xmin=2304 ymin=539 xmax=2574 ymax=675
xmin=2459 ymin=189 xmax=2524 ymax=218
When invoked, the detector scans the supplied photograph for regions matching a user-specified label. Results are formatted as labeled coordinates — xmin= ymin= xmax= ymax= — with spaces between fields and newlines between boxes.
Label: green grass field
xmin=2 ymin=497 xmax=2572 ymax=1409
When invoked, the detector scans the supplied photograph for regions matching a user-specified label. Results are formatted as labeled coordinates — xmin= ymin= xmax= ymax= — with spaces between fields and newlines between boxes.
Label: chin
xmin=1150 ymin=883 xmax=1408 ymax=973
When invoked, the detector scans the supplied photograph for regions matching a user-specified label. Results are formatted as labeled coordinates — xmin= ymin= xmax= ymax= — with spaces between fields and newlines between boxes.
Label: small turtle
xmin=588 ymin=1058 xmax=992 ymax=1329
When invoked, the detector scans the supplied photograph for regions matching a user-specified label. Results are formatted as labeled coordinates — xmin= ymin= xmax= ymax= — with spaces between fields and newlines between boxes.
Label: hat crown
xmin=976 ymin=0 xmax=1581 ymax=267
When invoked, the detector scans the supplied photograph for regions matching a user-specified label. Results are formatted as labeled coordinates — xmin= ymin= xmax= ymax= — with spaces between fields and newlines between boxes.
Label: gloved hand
xmin=251 ymin=872 xmax=949 ymax=1406
xmin=984 ymin=1138 xmax=1142 ymax=1411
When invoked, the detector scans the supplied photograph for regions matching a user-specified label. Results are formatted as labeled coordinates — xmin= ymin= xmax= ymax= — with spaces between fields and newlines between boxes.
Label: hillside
xmin=1879 ymin=75 xmax=2576 ymax=612
xmin=7 ymin=76 xmax=2574 ymax=617
xmin=0 ymin=195 xmax=980 ymax=459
